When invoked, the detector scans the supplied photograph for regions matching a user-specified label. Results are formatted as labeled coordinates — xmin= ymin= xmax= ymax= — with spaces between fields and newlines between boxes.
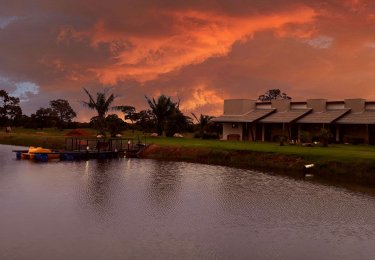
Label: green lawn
xmin=147 ymin=137 xmax=375 ymax=162
xmin=1 ymin=128 xmax=375 ymax=163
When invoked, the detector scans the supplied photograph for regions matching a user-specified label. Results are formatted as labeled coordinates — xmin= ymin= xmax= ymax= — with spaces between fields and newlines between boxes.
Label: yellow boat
xmin=29 ymin=147 xmax=52 ymax=153
xmin=21 ymin=147 xmax=60 ymax=160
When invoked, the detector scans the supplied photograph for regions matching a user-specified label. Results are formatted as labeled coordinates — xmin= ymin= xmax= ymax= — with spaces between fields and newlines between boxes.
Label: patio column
xmin=262 ymin=124 xmax=265 ymax=142
xmin=251 ymin=124 xmax=255 ymax=142
xmin=287 ymin=124 xmax=291 ymax=140
xmin=249 ymin=123 xmax=254 ymax=141
xmin=335 ymin=125 xmax=340 ymax=143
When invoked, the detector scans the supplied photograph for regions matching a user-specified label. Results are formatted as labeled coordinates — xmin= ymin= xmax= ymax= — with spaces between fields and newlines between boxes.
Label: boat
xmin=21 ymin=147 xmax=60 ymax=161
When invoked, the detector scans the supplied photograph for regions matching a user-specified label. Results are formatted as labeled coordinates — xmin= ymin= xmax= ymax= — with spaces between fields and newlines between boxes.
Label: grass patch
xmin=147 ymin=137 xmax=375 ymax=163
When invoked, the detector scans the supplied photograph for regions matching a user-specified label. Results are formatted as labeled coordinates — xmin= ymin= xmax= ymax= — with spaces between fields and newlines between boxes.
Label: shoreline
xmin=2 ymin=130 xmax=375 ymax=187
xmin=139 ymin=144 xmax=375 ymax=187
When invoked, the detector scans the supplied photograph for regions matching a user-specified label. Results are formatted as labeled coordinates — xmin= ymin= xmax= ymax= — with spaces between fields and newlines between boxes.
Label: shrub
xmin=299 ymin=131 xmax=311 ymax=143
xmin=319 ymin=128 xmax=333 ymax=147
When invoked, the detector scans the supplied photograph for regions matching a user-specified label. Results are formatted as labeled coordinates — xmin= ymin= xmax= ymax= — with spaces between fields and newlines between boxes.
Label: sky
xmin=1 ymin=0 xmax=375 ymax=121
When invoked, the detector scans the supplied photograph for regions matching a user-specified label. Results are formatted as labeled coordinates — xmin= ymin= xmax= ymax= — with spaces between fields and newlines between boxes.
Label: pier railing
xmin=65 ymin=136 xmax=147 ymax=152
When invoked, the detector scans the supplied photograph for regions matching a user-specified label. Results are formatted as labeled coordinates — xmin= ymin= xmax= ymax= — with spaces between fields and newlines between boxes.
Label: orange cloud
xmin=180 ymin=84 xmax=223 ymax=115
xmin=59 ymin=7 xmax=316 ymax=85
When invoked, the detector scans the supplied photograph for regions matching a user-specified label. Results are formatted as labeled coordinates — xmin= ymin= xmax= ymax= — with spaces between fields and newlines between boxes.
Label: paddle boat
xmin=21 ymin=146 xmax=60 ymax=161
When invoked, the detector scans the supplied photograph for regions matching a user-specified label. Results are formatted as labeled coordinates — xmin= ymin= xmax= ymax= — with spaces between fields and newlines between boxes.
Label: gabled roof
xmin=336 ymin=110 xmax=375 ymax=124
xmin=212 ymin=109 xmax=275 ymax=123
xmin=259 ymin=109 xmax=311 ymax=123
xmin=297 ymin=109 xmax=350 ymax=124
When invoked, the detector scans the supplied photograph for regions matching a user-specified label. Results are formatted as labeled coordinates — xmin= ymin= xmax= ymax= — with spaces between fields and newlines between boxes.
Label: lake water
xmin=1 ymin=144 xmax=375 ymax=259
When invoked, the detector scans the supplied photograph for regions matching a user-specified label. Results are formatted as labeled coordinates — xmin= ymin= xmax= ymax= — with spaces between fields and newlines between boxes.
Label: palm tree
xmin=166 ymin=109 xmax=192 ymax=137
xmin=191 ymin=113 xmax=214 ymax=138
xmin=113 ymin=105 xmax=136 ymax=122
xmin=113 ymin=105 xmax=136 ymax=132
xmin=145 ymin=95 xmax=177 ymax=136
xmin=82 ymin=88 xmax=116 ymax=134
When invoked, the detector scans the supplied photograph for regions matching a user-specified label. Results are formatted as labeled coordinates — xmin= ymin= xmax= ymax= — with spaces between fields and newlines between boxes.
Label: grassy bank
xmin=2 ymin=128 xmax=375 ymax=185
xmin=147 ymin=137 xmax=375 ymax=162
xmin=140 ymin=141 xmax=375 ymax=185
xmin=143 ymin=137 xmax=375 ymax=185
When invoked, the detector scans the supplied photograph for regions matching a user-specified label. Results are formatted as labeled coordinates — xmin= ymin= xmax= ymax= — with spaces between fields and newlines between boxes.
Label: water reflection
xmin=84 ymin=159 xmax=118 ymax=217
xmin=146 ymin=161 xmax=182 ymax=213
xmin=218 ymin=168 xmax=258 ymax=212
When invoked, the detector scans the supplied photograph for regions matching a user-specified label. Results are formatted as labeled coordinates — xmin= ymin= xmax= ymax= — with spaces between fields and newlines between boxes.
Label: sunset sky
xmin=1 ymin=0 xmax=375 ymax=121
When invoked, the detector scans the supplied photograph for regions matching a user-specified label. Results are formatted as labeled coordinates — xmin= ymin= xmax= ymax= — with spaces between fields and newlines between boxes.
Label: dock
xmin=13 ymin=136 xmax=147 ymax=162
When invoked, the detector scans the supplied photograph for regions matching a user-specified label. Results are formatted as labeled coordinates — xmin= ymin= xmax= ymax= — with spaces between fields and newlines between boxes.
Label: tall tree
xmin=258 ymin=89 xmax=291 ymax=101
xmin=82 ymin=88 xmax=116 ymax=134
xmin=166 ymin=109 xmax=192 ymax=137
xmin=31 ymin=107 xmax=58 ymax=129
xmin=105 ymin=114 xmax=127 ymax=137
xmin=113 ymin=105 xmax=136 ymax=122
xmin=0 ymin=89 xmax=22 ymax=126
xmin=145 ymin=95 xmax=177 ymax=136
xmin=50 ymin=99 xmax=77 ymax=129
xmin=134 ymin=109 xmax=155 ymax=133
xmin=113 ymin=105 xmax=137 ymax=132
xmin=191 ymin=113 xmax=214 ymax=138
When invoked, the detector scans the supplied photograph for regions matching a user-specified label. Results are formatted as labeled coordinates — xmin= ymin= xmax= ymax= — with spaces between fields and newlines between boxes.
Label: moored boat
xmin=20 ymin=147 xmax=60 ymax=161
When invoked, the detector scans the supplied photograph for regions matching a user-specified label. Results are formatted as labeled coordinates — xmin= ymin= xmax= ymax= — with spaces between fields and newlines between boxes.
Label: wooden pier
xmin=13 ymin=136 xmax=147 ymax=162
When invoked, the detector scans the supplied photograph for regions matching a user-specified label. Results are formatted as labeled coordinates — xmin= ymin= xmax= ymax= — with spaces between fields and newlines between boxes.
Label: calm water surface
xmin=1 ymin=144 xmax=375 ymax=259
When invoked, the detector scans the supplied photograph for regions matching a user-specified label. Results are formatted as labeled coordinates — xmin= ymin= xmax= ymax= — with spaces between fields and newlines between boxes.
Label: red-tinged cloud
xmin=2 ymin=0 xmax=375 ymax=121
xmin=56 ymin=7 xmax=316 ymax=84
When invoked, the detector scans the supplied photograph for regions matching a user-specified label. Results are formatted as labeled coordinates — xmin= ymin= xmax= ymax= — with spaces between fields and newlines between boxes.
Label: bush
xmin=193 ymin=132 xmax=201 ymax=138
xmin=319 ymin=128 xmax=333 ymax=147
xmin=272 ymin=135 xmax=287 ymax=143
xmin=202 ymin=132 xmax=219 ymax=140
xmin=299 ymin=131 xmax=311 ymax=143
xmin=346 ymin=137 xmax=365 ymax=145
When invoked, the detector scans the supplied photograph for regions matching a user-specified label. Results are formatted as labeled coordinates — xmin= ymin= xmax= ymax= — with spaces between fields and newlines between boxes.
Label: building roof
xmin=212 ymin=109 xmax=275 ymax=123
xmin=336 ymin=110 xmax=375 ymax=124
xmin=297 ymin=109 xmax=350 ymax=124
xmin=259 ymin=109 xmax=311 ymax=123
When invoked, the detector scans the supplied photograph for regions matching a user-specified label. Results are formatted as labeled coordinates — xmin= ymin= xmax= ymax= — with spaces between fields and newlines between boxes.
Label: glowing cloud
xmin=180 ymin=84 xmax=223 ymax=115
xmin=59 ymin=7 xmax=316 ymax=84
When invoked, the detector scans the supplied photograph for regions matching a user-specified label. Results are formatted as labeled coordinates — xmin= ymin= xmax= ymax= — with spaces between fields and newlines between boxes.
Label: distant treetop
xmin=258 ymin=89 xmax=291 ymax=102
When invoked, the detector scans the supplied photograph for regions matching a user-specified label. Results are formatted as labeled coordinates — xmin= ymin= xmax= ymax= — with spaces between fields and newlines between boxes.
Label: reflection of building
xmin=212 ymin=98 xmax=375 ymax=144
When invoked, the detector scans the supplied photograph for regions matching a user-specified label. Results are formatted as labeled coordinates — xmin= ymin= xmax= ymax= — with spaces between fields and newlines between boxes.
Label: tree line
xmin=0 ymin=88 xmax=221 ymax=139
